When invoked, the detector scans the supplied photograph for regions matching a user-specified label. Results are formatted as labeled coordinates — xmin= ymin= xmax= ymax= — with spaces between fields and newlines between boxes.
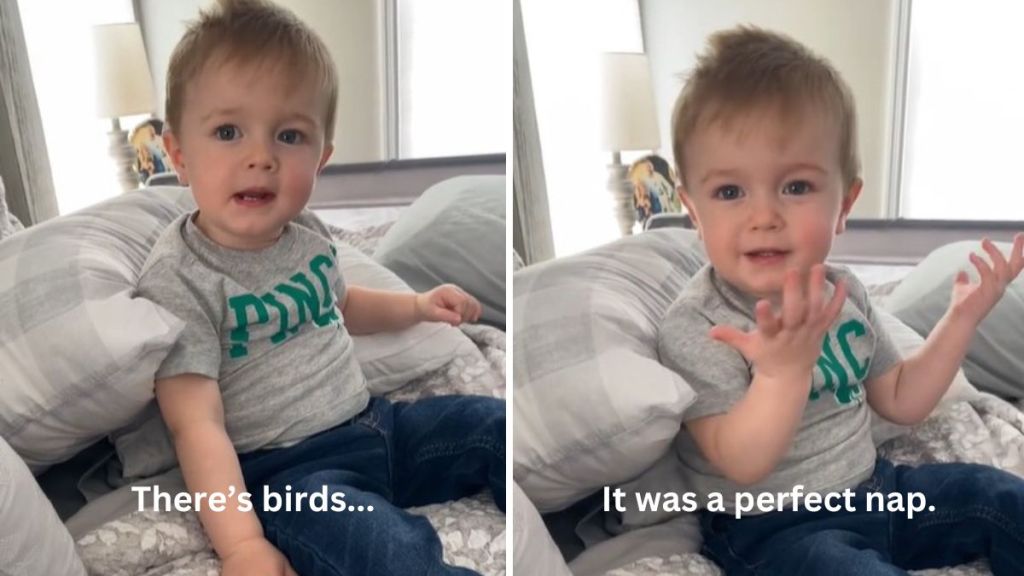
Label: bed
xmin=512 ymin=227 xmax=1024 ymax=576
xmin=0 ymin=162 xmax=507 ymax=576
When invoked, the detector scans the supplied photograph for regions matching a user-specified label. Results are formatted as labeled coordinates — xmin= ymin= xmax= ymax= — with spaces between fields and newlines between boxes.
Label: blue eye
xmin=278 ymin=129 xmax=304 ymax=144
xmin=714 ymin=185 xmax=743 ymax=200
xmin=214 ymin=125 xmax=238 ymax=141
xmin=784 ymin=181 xmax=812 ymax=195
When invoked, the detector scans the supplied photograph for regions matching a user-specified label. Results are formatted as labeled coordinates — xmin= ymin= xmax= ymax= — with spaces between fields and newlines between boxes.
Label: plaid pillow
xmin=0 ymin=187 xmax=191 ymax=472
xmin=513 ymin=229 xmax=703 ymax=511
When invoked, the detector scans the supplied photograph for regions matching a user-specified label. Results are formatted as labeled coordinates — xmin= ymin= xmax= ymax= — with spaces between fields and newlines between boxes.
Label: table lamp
xmin=93 ymin=22 xmax=156 ymax=193
xmin=601 ymin=52 xmax=661 ymax=236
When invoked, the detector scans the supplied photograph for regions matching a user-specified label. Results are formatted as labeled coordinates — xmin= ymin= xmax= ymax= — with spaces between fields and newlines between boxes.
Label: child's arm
xmin=156 ymin=374 xmax=296 ymax=576
xmin=339 ymin=284 xmax=482 ymax=335
xmin=867 ymin=235 xmax=1024 ymax=425
xmin=686 ymin=265 xmax=847 ymax=485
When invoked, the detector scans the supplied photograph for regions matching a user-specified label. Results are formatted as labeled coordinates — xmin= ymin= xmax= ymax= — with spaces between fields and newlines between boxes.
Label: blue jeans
xmin=699 ymin=458 xmax=1024 ymax=576
xmin=239 ymin=395 xmax=505 ymax=576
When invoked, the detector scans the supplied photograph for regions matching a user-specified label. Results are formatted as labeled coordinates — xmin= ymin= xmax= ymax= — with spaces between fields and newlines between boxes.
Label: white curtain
xmin=512 ymin=0 xmax=554 ymax=265
xmin=0 ymin=0 xmax=57 ymax=226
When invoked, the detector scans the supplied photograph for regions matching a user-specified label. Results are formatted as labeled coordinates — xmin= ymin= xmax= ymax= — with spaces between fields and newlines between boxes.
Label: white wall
xmin=137 ymin=0 xmax=384 ymax=164
xmin=640 ymin=0 xmax=897 ymax=218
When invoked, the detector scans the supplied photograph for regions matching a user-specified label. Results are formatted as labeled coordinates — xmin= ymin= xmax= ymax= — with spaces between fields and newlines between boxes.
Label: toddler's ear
xmin=677 ymin=186 xmax=702 ymax=239
xmin=162 ymin=130 xmax=189 ymax=185
xmin=317 ymin=144 xmax=335 ymax=173
xmin=835 ymin=178 xmax=863 ymax=235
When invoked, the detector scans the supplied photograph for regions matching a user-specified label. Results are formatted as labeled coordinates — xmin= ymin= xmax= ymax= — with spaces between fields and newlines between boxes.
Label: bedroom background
xmin=2 ymin=0 xmax=508 ymax=221
xmin=512 ymin=1 xmax=1024 ymax=575
xmin=0 ymin=1 xmax=510 ymax=574
xmin=514 ymin=0 xmax=1024 ymax=263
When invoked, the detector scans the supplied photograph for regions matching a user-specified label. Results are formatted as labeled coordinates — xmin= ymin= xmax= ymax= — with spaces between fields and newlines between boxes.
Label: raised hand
xmin=415 ymin=284 xmax=482 ymax=326
xmin=949 ymin=234 xmax=1024 ymax=323
xmin=709 ymin=264 xmax=846 ymax=381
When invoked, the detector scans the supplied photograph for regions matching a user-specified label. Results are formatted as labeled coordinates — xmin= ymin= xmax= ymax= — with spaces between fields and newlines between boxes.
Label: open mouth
xmin=744 ymin=250 xmax=790 ymax=263
xmin=233 ymin=190 xmax=276 ymax=205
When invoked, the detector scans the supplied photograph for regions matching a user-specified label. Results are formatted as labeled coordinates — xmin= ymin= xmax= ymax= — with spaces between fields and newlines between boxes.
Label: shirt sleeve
xmin=830 ymin=265 xmax=902 ymax=380
xmin=657 ymin=299 xmax=752 ymax=420
xmin=136 ymin=257 xmax=221 ymax=381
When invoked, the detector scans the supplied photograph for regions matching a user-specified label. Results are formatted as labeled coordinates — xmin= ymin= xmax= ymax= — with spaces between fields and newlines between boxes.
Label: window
xmin=521 ymin=0 xmax=643 ymax=256
xmin=897 ymin=1 xmax=1024 ymax=220
xmin=395 ymin=0 xmax=508 ymax=159
xmin=18 ymin=0 xmax=146 ymax=215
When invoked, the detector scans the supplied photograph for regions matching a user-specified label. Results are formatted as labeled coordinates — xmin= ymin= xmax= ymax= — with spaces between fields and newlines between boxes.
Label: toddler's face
xmin=679 ymin=106 xmax=860 ymax=300
xmin=164 ymin=60 xmax=333 ymax=250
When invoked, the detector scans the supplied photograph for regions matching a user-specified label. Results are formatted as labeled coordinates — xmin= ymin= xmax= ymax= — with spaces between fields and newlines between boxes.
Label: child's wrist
xmin=412 ymin=292 xmax=427 ymax=322
xmin=754 ymin=364 xmax=814 ymax=389
xmin=940 ymin=302 xmax=983 ymax=335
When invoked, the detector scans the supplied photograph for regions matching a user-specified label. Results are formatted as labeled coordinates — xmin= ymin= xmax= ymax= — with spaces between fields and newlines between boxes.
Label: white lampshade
xmin=93 ymin=23 xmax=155 ymax=118
xmin=601 ymin=52 xmax=661 ymax=152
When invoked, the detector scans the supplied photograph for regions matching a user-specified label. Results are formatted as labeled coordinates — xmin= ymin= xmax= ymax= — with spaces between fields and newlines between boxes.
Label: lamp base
xmin=108 ymin=118 xmax=138 ymax=193
xmin=607 ymin=158 xmax=635 ymax=236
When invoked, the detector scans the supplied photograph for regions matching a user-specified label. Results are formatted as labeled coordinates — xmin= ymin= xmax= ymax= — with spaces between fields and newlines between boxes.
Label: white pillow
xmin=331 ymin=243 xmax=477 ymax=394
xmin=512 ymin=482 xmax=575 ymax=576
xmin=0 ymin=435 xmax=87 ymax=575
xmin=375 ymin=175 xmax=506 ymax=327
xmin=886 ymin=240 xmax=1024 ymax=399
xmin=513 ymin=229 xmax=703 ymax=512
xmin=0 ymin=188 xmax=189 ymax=472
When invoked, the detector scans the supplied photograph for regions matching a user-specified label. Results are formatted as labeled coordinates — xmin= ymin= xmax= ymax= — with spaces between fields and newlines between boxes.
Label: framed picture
xmin=629 ymin=154 xmax=682 ymax=226
xmin=130 ymin=118 xmax=173 ymax=185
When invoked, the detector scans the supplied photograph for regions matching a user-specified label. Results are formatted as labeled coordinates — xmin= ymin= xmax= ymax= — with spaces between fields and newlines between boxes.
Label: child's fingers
xmin=807 ymin=264 xmax=825 ymax=315
xmin=1010 ymin=233 xmax=1024 ymax=277
xmin=980 ymin=238 xmax=1010 ymax=281
xmin=821 ymin=280 xmax=847 ymax=328
xmin=709 ymin=324 xmax=751 ymax=355
xmin=781 ymin=269 xmax=807 ymax=328
xmin=969 ymin=252 xmax=997 ymax=287
xmin=754 ymin=298 xmax=781 ymax=337
xmin=955 ymin=270 xmax=970 ymax=286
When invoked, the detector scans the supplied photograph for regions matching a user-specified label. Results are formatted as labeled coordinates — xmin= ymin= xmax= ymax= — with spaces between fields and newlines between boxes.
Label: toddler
xmin=658 ymin=26 xmax=1024 ymax=575
xmin=133 ymin=1 xmax=505 ymax=574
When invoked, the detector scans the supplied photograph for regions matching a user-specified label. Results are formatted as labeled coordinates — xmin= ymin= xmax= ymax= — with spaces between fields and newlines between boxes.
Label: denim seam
xmin=413 ymin=437 xmax=505 ymax=465
xmin=916 ymin=504 xmax=1024 ymax=545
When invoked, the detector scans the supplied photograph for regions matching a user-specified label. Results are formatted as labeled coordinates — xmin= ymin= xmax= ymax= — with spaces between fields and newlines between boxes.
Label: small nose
xmin=748 ymin=194 xmax=783 ymax=231
xmin=246 ymin=139 xmax=277 ymax=172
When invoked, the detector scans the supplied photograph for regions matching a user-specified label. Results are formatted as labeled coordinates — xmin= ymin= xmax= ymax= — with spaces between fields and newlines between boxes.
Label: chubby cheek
xmin=793 ymin=219 xmax=837 ymax=263
xmin=701 ymin=226 xmax=739 ymax=264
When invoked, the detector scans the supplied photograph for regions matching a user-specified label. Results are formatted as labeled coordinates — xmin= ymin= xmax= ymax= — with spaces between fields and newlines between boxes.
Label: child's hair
xmin=671 ymin=26 xmax=859 ymax=189
xmin=165 ymin=0 xmax=338 ymax=140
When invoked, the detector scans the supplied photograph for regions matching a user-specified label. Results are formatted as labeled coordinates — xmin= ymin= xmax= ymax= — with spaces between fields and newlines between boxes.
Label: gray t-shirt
xmin=657 ymin=264 xmax=901 ymax=513
xmin=127 ymin=210 xmax=369 ymax=463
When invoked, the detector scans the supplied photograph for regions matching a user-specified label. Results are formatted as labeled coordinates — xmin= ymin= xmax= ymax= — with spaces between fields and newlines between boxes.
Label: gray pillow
xmin=513 ymin=229 xmax=703 ymax=512
xmin=887 ymin=240 xmax=1024 ymax=399
xmin=0 ymin=435 xmax=86 ymax=575
xmin=374 ymin=175 xmax=506 ymax=328
xmin=0 ymin=187 xmax=190 ymax=472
